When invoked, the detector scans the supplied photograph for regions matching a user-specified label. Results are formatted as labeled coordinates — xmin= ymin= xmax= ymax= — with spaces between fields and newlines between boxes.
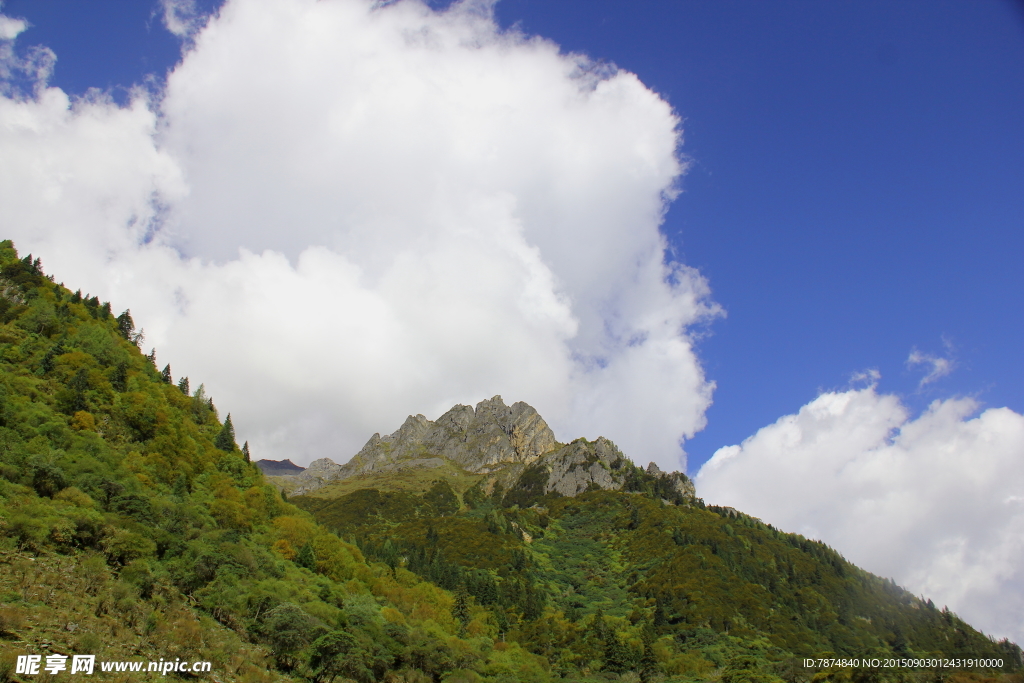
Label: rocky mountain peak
xmin=274 ymin=396 xmax=695 ymax=504
xmin=332 ymin=395 xmax=558 ymax=481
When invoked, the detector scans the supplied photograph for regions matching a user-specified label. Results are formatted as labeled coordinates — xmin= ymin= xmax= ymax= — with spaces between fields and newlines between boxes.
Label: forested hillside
xmin=0 ymin=240 xmax=1018 ymax=683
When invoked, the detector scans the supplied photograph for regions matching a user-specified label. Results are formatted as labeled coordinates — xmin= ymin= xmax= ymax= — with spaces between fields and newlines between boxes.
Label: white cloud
xmin=907 ymin=342 xmax=956 ymax=387
xmin=0 ymin=14 xmax=26 ymax=41
xmin=159 ymin=0 xmax=205 ymax=40
xmin=696 ymin=386 xmax=1024 ymax=645
xmin=0 ymin=6 xmax=53 ymax=97
xmin=0 ymin=0 xmax=718 ymax=471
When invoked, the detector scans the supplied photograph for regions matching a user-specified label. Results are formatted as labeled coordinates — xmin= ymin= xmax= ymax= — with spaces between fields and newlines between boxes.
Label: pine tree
xmin=177 ymin=376 xmax=189 ymax=396
xmin=215 ymin=413 xmax=237 ymax=452
xmin=653 ymin=596 xmax=668 ymax=630
xmin=604 ymin=630 xmax=632 ymax=674
xmin=639 ymin=630 xmax=659 ymax=683
xmin=589 ymin=609 xmax=607 ymax=644
xmin=453 ymin=586 xmax=471 ymax=632
xmin=116 ymin=309 xmax=135 ymax=341
xmin=296 ymin=542 xmax=316 ymax=571
xmin=160 ymin=364 xmax=172 ymax=384
xmin=242 ymin=441 xmax=251 ymax=463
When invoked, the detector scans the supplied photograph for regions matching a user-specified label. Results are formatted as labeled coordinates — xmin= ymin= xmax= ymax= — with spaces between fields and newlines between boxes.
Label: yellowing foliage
xmin=71 ymin=410 xmax=97 ymax=431
xmin=272 ymin=515 xmax=317 ymax=548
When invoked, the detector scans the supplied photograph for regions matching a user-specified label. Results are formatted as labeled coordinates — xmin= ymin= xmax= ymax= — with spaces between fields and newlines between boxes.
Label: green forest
xmin=0 ymin=240 xmax=1019 ymax=683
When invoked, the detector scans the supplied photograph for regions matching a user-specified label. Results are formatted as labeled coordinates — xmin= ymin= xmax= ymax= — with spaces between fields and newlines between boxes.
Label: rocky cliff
xmin=342 ymin=395 xmax=558 ymax=477
xmin=276 ymin=395 xmax=695 ymax=502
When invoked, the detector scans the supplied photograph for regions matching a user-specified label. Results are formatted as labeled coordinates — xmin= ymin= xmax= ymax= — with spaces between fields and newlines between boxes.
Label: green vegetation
xmin=0 ymin=240 xmax=1019 ymax=683
xmin=296 ymin=481 xmax=1023 ymax=681
xmin=283 ymin=459 xmax=485 ymax=501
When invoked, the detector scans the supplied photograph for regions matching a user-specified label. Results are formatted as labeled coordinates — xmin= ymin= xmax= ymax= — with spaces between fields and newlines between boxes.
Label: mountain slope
xmin=291 ymin=401 xmax=1023 ymax=678
xmin=0 ymin=240 xmax=1018 ymax=683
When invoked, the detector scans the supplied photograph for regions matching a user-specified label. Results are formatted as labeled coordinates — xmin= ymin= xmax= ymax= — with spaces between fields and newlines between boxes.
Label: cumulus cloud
xmin=0 ymin=0 xmax=718 ymax=471
xmin=0 ymin=13 xmax=26 ymax=41
xmin=696 ymin=386 xmax=1024 ymax=644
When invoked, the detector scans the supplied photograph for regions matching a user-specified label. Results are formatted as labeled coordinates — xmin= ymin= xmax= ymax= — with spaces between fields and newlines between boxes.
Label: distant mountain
xmin=255 ymin=458 xmax=306 ymax=476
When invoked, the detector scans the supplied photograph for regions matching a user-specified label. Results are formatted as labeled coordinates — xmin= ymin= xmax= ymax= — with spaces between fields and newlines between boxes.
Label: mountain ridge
xmin=269 ymin=395 xmax=696 ymax=505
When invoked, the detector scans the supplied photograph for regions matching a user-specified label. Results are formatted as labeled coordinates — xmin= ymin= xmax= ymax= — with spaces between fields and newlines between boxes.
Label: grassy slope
xmin=289 ymin=460 xmax=485 ymax=502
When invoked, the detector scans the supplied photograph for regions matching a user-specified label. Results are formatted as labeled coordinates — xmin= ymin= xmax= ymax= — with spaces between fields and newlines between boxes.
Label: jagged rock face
xmin=273 ymin=395 xmax=696 ymax=504
xmin=544 ymin=437 xmax=628 ymax=497
xmin=340 ymin=395 xmax=558 ymax=478
xmin=284 ymin=457 xmax=346 ymax=495
xmin=666 ymin=470 xmax=696 ymax=500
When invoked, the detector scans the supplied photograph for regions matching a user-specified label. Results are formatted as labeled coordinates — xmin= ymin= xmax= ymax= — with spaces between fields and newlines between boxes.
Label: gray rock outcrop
xmin=544 ymin=437 xmax=628 ymax=497
xmin=268 ymin=395 xmax=696 ymax=504
xmin=338 ymin=395 xmax=558 ymax=479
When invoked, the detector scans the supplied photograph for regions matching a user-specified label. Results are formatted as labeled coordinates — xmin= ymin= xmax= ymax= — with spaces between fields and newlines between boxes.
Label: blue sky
xmin=493 ymin=0 xmax=1024 ymax=469
xmin=6 ymin=0 xmax=1021 ymax=472
xmin=2 ymin=0 xmax=1023 ymax=641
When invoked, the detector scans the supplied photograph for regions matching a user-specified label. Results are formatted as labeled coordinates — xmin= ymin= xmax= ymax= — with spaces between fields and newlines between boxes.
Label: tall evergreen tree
xmin=177 ymin=376 xmax=190 ymax=395
xmin=242 ymin=441 xmax=251 ymax=462
xmin=603 ymin=630 xmax=632 ymax=674
xmin=639 ymin=630 xmax=658 ymax=683
xmin=160 ymin=364 xmax=172 ymax=384
xmin=296 ymin=542 xmax=316 ymax=571
xmin=214 ymin=413 xmax=237 ymax=452
xmin=116 ymin=309 xmax=135 ymax=341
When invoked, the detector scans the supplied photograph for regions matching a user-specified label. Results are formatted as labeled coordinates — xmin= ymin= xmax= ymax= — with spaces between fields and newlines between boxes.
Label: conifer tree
xmin=215 ymin=413 xmax=237 ymax=452
xmin=177 ymin=376 xmax=189 ymax=395
xmin=653 ymin=596 xmax=668 ymax=630
xmin=296 ymin=542 xmax=316 ymax=571
xmin=116 ymin=309 xmax=135 ymax=341
xmin=242 ymin=441 xmax=251 ymax=462
xmin=110 ymin=361 xmax=129 ymax=392
xmin=603 ymin=629 xmax=632 ymax=674
xmin=589 ymin=609 xmax=607 ymax=643
xmin=160 ymin=364 xmax=172 ymax=384
xmin=453 ymin=586 xmax=471 ymax=632
xmin=639 ymin=630 xmax=658 ymax=683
